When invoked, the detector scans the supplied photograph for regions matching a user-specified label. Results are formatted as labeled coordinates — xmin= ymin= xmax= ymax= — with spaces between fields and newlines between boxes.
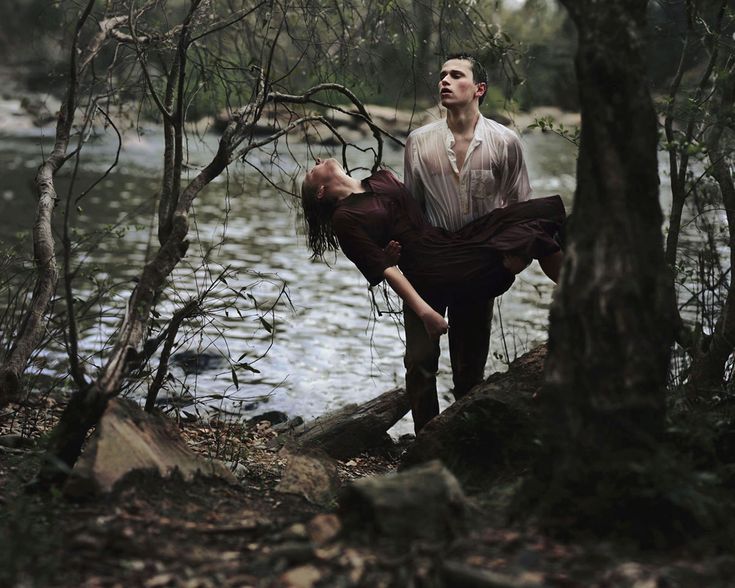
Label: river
xmin=0 ymin=114 xmax=578 ymax=434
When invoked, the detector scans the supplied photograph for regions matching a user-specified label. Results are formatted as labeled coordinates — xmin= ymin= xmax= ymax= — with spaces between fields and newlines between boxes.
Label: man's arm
xmin=383 ymin=266 xmax=447 ymax=339
xmin=500 ymin=133 xmax=532 ymax=205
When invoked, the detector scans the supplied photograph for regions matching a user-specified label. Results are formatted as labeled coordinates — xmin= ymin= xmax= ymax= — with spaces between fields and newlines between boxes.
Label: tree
xmin=527 ymin=0 xmax=678 ymax=531
xmin=654 ymin=0 xmax=735 ymax=396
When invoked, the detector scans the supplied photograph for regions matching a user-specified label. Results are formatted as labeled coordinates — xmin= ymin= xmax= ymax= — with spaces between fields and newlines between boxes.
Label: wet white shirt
xmin=403 ymin=117 xmax=531 ymax=231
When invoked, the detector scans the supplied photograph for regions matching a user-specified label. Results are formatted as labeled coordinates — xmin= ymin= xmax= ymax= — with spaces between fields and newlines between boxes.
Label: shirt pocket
xmin=469 ymin=169 xmax=496 ymax=202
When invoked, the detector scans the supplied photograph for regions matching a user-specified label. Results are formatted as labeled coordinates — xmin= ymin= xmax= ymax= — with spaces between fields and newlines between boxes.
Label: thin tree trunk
xmin=0 ymin=0 xmax=97 ymax=404
xmin=686 ymin=66 xmax=735 ymax=394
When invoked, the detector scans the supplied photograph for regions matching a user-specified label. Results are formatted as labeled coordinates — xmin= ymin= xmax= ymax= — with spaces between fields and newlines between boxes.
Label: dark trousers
xmin=403 ymin=297 xmax=493 ymax=433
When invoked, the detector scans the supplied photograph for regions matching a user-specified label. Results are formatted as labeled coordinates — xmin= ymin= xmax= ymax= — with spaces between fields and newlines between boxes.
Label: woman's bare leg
xmin=539 ymin=251 xmax=563 ymax=283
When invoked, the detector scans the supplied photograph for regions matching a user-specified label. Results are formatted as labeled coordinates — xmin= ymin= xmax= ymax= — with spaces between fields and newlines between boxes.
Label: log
xmin=338 ymin=460 xmax=469 ymax=542
xmin=63 ymin=398 xmax=236 ymax=497
xmin=400 ymin=346 xmax=547 ymax=486
xmin=276 ymin=387 xmax=409 ymax=460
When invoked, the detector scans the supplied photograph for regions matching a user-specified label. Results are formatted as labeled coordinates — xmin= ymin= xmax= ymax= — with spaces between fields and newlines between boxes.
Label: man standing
xmin=403 ymin=53 xmax=531 ymax=433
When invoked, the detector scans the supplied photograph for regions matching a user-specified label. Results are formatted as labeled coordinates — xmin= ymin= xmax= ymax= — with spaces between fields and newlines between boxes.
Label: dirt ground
xmin=2 ymin=394 xmax=735 ymax=588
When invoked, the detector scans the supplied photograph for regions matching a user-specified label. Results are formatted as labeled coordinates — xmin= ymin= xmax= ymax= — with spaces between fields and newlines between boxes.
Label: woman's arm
xmin=383 ymin=266 xmax=448 ymax=339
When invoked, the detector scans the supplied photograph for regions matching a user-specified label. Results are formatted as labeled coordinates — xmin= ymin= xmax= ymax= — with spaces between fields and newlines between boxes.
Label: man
xmin=403 ymin=53 xmax=532 ymax=433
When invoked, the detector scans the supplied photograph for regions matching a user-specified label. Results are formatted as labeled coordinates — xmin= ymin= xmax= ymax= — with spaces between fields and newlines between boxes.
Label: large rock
xmin=339 ymin=460 xmax=468 ymax=542
xmin=64 ymin=398 xmax=236 ymax=497
xmin=400 ymin=345 xmax=547 ymax=486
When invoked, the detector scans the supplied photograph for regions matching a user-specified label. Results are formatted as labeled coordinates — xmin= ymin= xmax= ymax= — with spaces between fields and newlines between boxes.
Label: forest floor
xmin=3 ymin=393 xmax=735 ymax=588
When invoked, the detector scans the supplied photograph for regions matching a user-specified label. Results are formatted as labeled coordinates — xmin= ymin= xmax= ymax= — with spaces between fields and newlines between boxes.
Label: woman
xmin=301 ymin=158 xmax=565 ymax=339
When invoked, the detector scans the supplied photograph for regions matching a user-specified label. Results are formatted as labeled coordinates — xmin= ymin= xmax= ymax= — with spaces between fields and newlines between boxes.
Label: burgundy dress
xmin=331 ymin=170 xmax=565 ymax=307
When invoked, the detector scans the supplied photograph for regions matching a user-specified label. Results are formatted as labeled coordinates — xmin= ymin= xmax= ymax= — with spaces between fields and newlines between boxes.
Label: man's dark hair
xmin=445 ymin=52 xmax=488 ymax=105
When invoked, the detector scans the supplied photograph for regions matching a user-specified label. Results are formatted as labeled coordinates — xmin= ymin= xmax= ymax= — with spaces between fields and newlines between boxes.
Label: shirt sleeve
xmin=333 ymin=210 xmax=390 ymax=288
xmin=403 ymin=133 xmax=426 ymax=213
xmin=499 ymin=132 xmax=532 ymax=205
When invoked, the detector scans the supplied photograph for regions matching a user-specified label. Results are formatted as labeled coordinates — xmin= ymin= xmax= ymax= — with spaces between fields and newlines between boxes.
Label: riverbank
xmin=3 ymin=366 xmax=734 ymax=587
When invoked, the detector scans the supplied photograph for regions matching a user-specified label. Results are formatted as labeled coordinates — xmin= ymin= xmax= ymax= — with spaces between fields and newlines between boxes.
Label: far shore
xmin=0 ymin=66 xmax=580 ymax=140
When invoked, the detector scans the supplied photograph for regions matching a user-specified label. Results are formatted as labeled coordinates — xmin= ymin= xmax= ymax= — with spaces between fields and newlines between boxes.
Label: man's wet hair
xmin=445 ymin=52 xmax=488 ymax=105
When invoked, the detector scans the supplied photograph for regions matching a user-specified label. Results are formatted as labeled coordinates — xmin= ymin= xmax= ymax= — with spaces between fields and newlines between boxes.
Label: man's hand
xmin=420 ymin=308 xmax=448 ymax=339
xmin=384 ymin=240 xmax=402 ymax=266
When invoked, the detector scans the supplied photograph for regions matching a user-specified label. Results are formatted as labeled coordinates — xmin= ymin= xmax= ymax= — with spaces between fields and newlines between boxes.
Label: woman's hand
xmin=383 ymin=240 xmax=402 ymax=266
xmin=420 ymin=308 xmax=448 ymax=339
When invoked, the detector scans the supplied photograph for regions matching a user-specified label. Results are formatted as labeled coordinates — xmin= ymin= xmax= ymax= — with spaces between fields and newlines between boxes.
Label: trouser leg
xmin=403 ymin=302 xmax=442 ymax=433
xmin=448 ymin=297 xmax=494 ymax=400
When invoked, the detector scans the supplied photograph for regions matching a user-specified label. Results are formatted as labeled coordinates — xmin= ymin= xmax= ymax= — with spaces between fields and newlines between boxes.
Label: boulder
xmin=339 ymin=460 xmax=468 ymax=542
xmin=64 ymin=398 xmax=235 ymax=497
xmin=400 ymin=345 xmax=547 ymax=486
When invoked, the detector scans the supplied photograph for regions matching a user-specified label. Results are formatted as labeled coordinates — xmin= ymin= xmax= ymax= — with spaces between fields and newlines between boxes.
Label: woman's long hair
xmin=301 ymin=178 xmax=339 ymax=259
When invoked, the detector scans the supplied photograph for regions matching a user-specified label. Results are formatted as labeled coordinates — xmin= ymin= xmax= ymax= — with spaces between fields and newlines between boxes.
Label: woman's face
xmin=305 ymin=158 xmax=342 ymax=193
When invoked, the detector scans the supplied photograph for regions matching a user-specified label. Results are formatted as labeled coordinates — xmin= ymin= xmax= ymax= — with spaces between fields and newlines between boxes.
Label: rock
xmin=339 ymin=460 xmax=468 ymax=542
xmin=0 ymin=434 xmax=35 ymax=449
xmin=63 ymin=398 xmax=236 ymax=497
xmin=248 ymin=410 xmax=289 ymax=426
xmin=170 ymin=350 xmax=227 ymax=376
xmin=272 ymin=416 xmax=305 ymax=434
xmin=400 ymin=345 xmax=547 ymax=486
xmin=441 ymin=561 xmax=543 ymax=588
xmin=276 ymin=448 xmax=340 ymax=506
xmin=307 ymin=514 xmax=341 ymax=546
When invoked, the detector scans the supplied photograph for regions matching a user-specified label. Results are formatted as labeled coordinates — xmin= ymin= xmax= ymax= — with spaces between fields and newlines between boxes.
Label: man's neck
xmin=446 ymin=105 xmax=480 ymax=137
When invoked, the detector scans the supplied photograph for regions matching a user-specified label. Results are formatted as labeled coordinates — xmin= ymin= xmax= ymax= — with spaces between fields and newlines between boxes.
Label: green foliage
xmin=527 ymin=116 xmax=580 ymax=145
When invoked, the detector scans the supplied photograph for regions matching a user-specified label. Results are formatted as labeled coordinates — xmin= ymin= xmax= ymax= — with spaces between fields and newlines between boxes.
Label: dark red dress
xmin=331 ymin=169 xmax=565 ymax=307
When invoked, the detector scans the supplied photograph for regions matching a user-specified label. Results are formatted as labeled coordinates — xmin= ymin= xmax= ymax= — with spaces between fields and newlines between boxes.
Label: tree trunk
xmin=533 ymin=0 xmax=676 ymax=524
xmin=0 ymin=0 xmax=98 ymax=404
xmin=686 ymin=67 xmax=735 ymax=395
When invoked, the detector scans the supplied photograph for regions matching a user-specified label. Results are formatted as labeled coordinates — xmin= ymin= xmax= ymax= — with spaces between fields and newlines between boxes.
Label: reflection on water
xmin=0 ymin=125 xmax=577 ymax=433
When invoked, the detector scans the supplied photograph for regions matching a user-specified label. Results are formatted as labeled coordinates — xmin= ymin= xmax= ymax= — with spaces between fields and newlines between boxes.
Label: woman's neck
xmin=331 ymin=175 xmax=365 ymax=201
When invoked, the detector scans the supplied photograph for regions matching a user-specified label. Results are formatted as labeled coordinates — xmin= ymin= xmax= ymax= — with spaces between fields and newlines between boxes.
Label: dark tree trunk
xmin=532 ymin=0 xmax=676 ymax=525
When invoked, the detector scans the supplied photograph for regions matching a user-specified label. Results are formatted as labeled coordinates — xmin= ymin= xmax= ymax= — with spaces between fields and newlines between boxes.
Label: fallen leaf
xmin=278 ymin=564 xmax=322 ymax=588
xmin=144 ymin=573 xmax=174 ymax=588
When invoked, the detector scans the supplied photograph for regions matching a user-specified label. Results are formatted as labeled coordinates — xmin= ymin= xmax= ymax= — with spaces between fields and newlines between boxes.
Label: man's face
xmin=438 ymin=58 xmax=486 ymax=108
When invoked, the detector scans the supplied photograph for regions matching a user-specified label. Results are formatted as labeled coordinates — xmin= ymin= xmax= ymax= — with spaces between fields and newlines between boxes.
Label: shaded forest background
xmin=0 ymin=0 xmax=696 ymax=116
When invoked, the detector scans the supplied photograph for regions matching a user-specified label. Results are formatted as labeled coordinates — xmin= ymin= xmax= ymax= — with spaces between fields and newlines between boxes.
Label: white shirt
xmin=403 ymin=117 xmax=531 ymax=231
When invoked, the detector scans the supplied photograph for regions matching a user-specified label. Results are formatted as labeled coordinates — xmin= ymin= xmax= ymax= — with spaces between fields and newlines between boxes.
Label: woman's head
xmin=301 ymin=158 xmax=342 ymax=259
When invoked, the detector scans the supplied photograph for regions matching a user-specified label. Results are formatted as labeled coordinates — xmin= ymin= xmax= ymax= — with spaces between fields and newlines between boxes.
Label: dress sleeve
xmin=333 ymin=210 xmax=390 ymax=288
xmin=498 ymin=132 xmax=531 ymax=205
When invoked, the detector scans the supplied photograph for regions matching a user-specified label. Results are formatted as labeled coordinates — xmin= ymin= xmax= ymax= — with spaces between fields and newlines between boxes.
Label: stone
xmin=63 ymin=398 xmax=236 ymax=497
xmin=339 ymin=460 xmax=468 ymax=542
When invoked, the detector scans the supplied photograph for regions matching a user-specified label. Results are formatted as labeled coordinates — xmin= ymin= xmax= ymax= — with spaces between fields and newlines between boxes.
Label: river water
xmin=1 ymin=117 xmax=578 ymax=433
